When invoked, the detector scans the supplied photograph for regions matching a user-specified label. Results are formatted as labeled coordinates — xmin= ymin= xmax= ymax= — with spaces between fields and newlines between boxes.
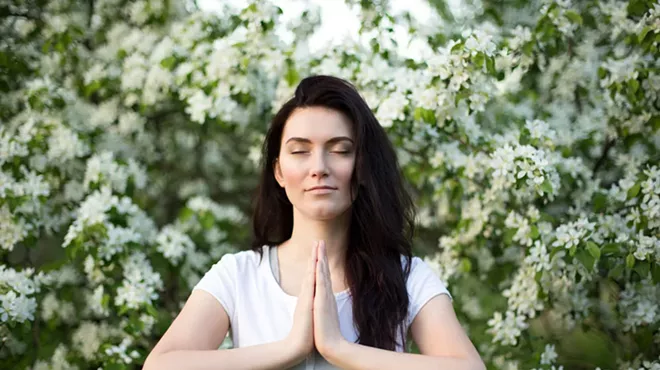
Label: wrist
xmin=282 ymin=336 xmax=308 ymax=364
xmin=322 ymin=338 xmax=350 ymax=366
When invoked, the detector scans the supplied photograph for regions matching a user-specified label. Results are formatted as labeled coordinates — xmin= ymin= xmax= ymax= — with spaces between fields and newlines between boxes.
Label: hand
xmin=313 ymin=240 xmax=346 ymax=359
xmin=285 ymin=240 xmax=318 ymax=361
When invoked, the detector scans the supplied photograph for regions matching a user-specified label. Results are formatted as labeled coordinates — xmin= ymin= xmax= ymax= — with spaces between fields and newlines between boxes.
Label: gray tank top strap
xmin=269 ymin=245 xmax=280 ymax=283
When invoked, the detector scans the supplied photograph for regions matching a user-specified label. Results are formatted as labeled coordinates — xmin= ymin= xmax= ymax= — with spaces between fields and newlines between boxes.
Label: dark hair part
xmin=251 ymin=75 xmax=415 ymax=350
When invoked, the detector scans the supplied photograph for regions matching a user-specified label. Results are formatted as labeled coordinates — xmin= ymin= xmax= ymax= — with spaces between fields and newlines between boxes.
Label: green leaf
xmin=592 ymin=192 xmax=608 ymax=213
xmin=118 ymin=305 xmax=129 ymax=316
xmin=564 ymin=10 xmax=583 ymax=25
xmin=459 ymin=258 xmax=472 ymax=273
xmin=105 ymin=363 xmax=125 ymax=370
xmin=530 ymin=225 xmax=540 ymax=239
xmin=503 ymin=228 xmax=516 ymax=244
xmin=486 ymin=56 xmax=496 ymax=74
xmin=146 ymin=304 xmax=159 ymax=317
xmin=651 ymin=115 xmax=660 ymax=131
xmin=638 ymin=26 xmax=651 ymax=42
xmin=602 ymin=243 xmax=620 ymax=255
xmin=608 ymin=263 xmax=624 ymax=279
xmin=84 ymin=80 xmax=102 ymax=98
xmin=627 ymin=182 xmax=641 ymax=199
xmin=549 ymin=245 xmax=563 ymax=260
xmin=285 ymin=67 xmax=299 ymax=86
xmin=534 ymin=270 xmax=543 ymax=283
xmin=473 ymin=52 xmax=485 ymax=68
xmin=569 ymin=244 xmax=577 ymax=257
xmin=586 ymin=241 xmax=601 ymax=260
xmin=414 ymin=107 xmax=423 ymax=121
xmin=414 ymin=108 xmax=436 ymax=124
xmin=627 ymin=0 xmax=649 ymax=17
xmin=541 ymin=179 xmax=553 ymax=194
xmin=180 ymin=207 xmax=194 ymax=221
xmin=160 ymin=56 xmax=177 ymax=70
xmin=576 ymin=249 xmax=596 ymax=269
xmin=651 ymin=264 xmax=660 ymax=284
xmin=101 ymin=293 xmax=110 ymax=307
xmin=634 ymin=260 xmax=650 ymax=278
xmin=626 ymin=253 xmax=635 ymax=269
xmin=628 ymin=79 xmax=640 ymax=94
xmin=201 ymin=212 xmax=215 ymax=230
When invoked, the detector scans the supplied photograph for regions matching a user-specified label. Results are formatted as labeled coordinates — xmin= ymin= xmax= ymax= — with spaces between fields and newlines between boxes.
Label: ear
xmin=273 ymin=158 xmax=285 ymax=188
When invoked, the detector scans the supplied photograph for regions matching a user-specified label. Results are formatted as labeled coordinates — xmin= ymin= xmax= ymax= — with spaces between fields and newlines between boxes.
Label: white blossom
xmin=487 ymin=310 xmax=528 ymax=346
xmin=375 ymin=90 xmax=408 ymax=127
xmin=115 ymin=252 xmax=162 ymax=309
xmin=156 ymin=225 xmax=195 ymax=264
xmin=540 ymin=344 xmax=558 ymax=365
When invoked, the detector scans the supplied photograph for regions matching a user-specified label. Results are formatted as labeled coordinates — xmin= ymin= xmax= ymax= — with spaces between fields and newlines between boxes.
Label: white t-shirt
xmin=193 ymin=245 xmax=451 ymax=356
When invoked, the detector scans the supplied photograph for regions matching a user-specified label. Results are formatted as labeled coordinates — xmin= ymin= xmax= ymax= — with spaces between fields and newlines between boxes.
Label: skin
xmin=143 ymin=106 xmax=485 ymax=370
xmin=273 ymin=106 xmax=356 ymax=278
xmin=275 ymin=107 xmax=484 ymax=369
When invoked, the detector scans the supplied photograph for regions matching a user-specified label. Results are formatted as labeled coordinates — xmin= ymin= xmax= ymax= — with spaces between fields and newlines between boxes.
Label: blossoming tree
xmin=1 ymin=0 xmax=658 ymax=369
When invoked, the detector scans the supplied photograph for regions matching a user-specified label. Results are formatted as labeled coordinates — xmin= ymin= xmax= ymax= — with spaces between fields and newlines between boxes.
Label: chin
xmin=303 ymin=204 xmax=351 ymax=221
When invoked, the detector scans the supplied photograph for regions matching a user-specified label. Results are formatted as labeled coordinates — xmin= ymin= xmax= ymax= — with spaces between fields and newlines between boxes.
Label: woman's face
xmin=275 ymin=106 xmax=356 ymax=221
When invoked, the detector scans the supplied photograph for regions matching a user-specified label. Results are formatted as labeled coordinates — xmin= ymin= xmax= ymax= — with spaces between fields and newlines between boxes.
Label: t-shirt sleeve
xmin=192 ymin=253 xmax=237 ymax=320
xmin=406 ymin=256 xmax=452 ymax=327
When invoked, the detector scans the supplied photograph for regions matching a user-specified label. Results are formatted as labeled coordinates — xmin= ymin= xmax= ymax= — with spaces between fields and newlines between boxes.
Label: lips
xmin=307 ymin=186 xmax=337 ymax=191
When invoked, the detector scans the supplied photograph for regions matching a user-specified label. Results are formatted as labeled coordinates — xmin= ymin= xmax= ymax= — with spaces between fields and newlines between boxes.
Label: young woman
xmin=144 ymin=75 xmax=485 ymax=369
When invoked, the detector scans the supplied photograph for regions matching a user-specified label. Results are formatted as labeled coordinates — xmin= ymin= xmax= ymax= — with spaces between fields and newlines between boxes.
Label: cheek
xmin=279 ymin=161 xmax=306 ymax=184
xmin=335 ymin=159 xmax=356 ymax=189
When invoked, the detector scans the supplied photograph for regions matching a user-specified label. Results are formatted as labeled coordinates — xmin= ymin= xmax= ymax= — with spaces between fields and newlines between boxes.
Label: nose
xmin=310 ymin=150 xmax=329 ymax=178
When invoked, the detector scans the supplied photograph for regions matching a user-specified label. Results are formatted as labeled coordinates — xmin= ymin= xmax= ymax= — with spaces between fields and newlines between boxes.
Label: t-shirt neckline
xmin=262 ymin=245 xmax=351 ymax=301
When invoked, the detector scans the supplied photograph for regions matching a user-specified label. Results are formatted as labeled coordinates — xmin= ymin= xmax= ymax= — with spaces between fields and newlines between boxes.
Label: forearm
xmin=143 ymin=340 xmax=304 ymax=370
xmin=326 ymin=340 xmax=485 ymax=370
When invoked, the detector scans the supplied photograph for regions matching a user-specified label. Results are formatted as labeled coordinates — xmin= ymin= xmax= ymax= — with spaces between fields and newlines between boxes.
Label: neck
xmin=281 ymin=207 xmax=351 ymax=271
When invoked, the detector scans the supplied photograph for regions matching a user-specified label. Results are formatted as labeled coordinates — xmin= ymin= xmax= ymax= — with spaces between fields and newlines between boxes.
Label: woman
xmin=144 ymin=75 xmax=485 ymax=369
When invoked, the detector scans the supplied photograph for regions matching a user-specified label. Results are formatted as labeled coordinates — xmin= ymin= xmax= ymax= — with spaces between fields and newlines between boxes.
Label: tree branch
xmin=592 ymin=138 xmax=616 ymax=178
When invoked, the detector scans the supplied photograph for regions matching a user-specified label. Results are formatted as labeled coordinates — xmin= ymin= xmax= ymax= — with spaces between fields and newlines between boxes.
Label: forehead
xmin=282 ymin=107 xmax=353 ymax=142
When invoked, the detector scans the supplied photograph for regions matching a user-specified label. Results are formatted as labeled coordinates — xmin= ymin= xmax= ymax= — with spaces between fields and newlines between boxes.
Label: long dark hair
xmin=251 ymin=75 xmax=415 ymax=350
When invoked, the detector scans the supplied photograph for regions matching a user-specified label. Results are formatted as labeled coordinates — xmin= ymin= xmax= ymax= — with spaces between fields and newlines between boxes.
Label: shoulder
xmin=400 ymin=254 xmax=452 ymax=326
xmin=216 ymin=246 xmax=265 ymax=272
xmin=400 ymin=254 xmax=451 ymax=296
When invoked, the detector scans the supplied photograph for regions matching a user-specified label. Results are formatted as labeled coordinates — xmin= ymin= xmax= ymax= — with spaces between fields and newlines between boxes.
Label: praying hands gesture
xmin=285 ymin=240 xmax=346 ymax=363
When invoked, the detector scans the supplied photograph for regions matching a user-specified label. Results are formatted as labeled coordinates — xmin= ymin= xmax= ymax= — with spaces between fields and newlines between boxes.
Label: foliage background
xmin=1 ymin=0 xmax=658 ymax=369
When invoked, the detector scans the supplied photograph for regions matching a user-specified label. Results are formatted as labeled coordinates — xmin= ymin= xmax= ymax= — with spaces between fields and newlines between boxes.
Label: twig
xmin=592 ymin=138 xmax=616 ymax=178
xmin=32 ymin=318 xmax=40 ymax=353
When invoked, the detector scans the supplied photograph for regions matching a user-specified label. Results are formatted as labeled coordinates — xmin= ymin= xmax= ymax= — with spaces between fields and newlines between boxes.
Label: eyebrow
xmin=284 ymin=136 xmax=354 ymax=145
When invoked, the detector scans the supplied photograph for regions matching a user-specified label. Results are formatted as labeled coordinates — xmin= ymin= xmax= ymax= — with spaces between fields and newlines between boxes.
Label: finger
xmin=317 ymin=241 xmax=328 ymax=276
xmin=323 ymin=249 xmax=332 ymax=297
xmin=302 ymin=241 xmax=318 ymax=302
xmin=316 ymin=243 xmax=325 ymax=295
xmin=310 ymin=241 xmax=318 ymax=292
xmin=322 ymin=241 xmax=328 ymax=269
xmin=308 ymin=240 xmax=318 ymax=273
